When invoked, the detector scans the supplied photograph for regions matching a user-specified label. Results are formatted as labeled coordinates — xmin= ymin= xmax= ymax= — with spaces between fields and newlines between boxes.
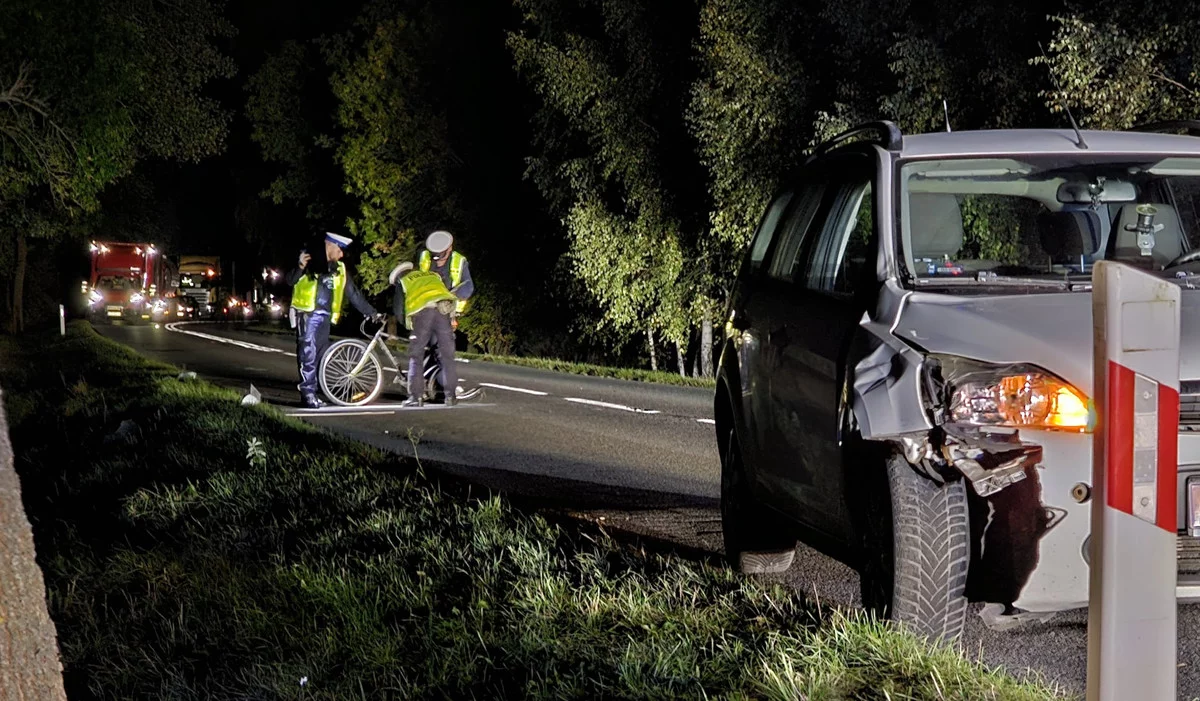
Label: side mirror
xmin=1057 ymin=180 xmax=1137 ymax=204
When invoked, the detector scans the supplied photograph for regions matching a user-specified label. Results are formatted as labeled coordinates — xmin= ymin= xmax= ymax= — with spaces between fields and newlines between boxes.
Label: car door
xmin=744 ymin=176 xmax=829 ymax=492
xmin=758 ymin=152 xmax=876 ymax=543
xmin=727 ymin=188 xmax=794 ymax=451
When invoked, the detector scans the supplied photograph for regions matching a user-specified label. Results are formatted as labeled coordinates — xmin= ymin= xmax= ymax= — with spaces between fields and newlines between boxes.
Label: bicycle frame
xmin=345 ymin=318 xmax=441 ymax=386
xmin=347 ymin=321 xmax=402 ymax=377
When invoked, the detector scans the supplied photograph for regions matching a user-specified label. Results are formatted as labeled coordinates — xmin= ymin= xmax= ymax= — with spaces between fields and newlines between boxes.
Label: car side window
xmin=748 ymin=190 xmax=795 ymax=273
xmin=803 ymin=169 xmax=873 ymax=295
xmin=767 ymin=182 xmax=826 ymax=282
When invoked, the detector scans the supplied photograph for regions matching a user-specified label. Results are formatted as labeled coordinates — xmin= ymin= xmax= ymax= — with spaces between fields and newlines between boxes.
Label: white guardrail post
xmin=59 ymin=304 xmax=66 ymax=336
xmin=1089 ymin=261 xmax=1179 ymax=701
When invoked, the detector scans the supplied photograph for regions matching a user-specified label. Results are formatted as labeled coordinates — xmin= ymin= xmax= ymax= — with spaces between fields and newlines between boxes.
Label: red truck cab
xmin=86 ymin=242 xmax=169 ymax=323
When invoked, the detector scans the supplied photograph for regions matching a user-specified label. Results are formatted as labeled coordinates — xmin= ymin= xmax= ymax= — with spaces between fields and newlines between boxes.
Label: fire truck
xmin=85 ymin=241 xmax=178 ymax=323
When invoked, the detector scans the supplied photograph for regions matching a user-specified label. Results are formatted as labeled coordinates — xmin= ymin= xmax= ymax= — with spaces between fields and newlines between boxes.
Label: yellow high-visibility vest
xmin=400 ymin=269 xmax=457 ymax=325
xmin=419 ymin=249 xmax=469 ymax=313
xmin=291 ymin=261 xmax=347 ymax=323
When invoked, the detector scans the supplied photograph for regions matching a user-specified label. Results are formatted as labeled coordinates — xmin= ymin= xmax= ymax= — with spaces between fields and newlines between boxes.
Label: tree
xmin=687 ymin=0 xmax=812 ymax=375
xmin=509 ymin=0 xmax=705 ymax=369
xmin=1033 ymin=4 xmax=1200 ymax=130
xmin=0 ymin=0 xmax=235 ymax=331
xmin=245 ymin=40 xmax=348 ymax=224
xmin=323 ymin=2 xmax=463 ymax=296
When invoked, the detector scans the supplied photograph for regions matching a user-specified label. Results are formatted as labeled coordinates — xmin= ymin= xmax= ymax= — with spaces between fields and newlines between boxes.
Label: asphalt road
xmin=97 ymin=319 xmax=1200 ymax=698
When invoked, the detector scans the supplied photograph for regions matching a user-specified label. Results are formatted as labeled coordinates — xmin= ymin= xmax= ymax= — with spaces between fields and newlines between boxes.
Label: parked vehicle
xmin=715 ymin=120 xmax=1200 ymax=642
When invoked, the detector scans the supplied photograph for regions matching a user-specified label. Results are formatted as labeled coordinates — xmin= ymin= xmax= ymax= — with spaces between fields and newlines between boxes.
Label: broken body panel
xmin=852 ymin=281 xmax=1200 ymax=611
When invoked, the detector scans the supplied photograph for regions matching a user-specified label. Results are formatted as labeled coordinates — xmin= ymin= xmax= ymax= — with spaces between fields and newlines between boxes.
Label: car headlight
xmin=930 ymin=355 xmax=1092 ymax=432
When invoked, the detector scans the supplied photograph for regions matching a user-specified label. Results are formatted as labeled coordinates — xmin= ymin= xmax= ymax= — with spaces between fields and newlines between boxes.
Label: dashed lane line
xmin=162 ymin=321 xmax=716 ymax=424
xmin=478 ymin=382 xmax=549 ymax=396
xmin=563 ymin=397 xmax=660 ymax=415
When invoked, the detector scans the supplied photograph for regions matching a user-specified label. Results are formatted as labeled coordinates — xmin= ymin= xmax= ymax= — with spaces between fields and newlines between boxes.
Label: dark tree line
xmin=6 ymin=0 xmax=1200 ymax=370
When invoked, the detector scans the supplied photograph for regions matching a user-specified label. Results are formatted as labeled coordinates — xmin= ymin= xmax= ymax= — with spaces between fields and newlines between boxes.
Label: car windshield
xmin=898 ymin=155 xmax=1200 ymax=287
xmin=96 ymin=275 xmax=135 ymax=290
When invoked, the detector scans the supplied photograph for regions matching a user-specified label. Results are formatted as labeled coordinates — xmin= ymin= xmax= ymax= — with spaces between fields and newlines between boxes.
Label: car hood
xmin=891 ymin=289 xmax=1200 ymax=396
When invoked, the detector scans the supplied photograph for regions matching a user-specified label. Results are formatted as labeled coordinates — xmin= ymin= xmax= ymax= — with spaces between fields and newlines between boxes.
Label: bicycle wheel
xmin=319 ymin=339 xmax=384 ymax=406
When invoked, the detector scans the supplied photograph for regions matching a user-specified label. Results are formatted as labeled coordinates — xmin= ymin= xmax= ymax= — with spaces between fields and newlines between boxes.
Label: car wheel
xmin=859 ymin=449 xmax=969 ymax=644
xmin=720 ymin=426 xmax=797 ymax=574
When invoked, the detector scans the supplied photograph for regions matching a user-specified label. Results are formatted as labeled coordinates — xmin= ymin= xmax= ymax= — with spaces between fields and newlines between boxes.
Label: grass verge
xmin=231 ymin=320 xmax=716 ymax=389
xmin=4 ymin=322 xmax=1065 ymax=699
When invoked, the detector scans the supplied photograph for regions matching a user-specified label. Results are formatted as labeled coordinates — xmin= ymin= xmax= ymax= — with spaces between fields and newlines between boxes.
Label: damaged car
xmin=714 ymin=120 xmax=1200 ymax=641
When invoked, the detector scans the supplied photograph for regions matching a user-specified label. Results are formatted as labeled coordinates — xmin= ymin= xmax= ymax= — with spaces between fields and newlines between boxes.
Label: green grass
xmin=3 ymin=322 xmax=1067 ymax=699
xmin=232 ymin=321 xmax=717 ymax=388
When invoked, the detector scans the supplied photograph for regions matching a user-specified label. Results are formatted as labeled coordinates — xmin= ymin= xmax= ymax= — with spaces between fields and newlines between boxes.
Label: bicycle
xmin=318 ymin=316 xmax=477 ymax=406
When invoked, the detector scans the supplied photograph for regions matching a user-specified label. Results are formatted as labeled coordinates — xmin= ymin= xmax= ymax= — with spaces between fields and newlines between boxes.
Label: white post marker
xmin=59 ymin=304 xmax=66 ymax=336
xmin=1088 ymin=261 xmax=1180 ymax=701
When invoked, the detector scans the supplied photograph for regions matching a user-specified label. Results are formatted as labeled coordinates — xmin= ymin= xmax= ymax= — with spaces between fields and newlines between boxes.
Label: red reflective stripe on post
xmin=1157 ymin=384 xmax=1179 ymax=533
xmin=1106 ymin=361 xmax=1135 ymax=515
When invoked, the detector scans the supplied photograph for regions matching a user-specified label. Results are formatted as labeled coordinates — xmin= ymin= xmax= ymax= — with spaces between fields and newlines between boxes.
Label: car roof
xmin=895 ymin=129 xmax=1200 ymax=159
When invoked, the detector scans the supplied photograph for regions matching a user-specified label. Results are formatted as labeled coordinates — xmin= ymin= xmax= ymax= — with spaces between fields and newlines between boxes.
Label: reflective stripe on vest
xmin=290 ymin=261 xmax=347 ymax=323
xmin=400 ymin=270 xmax=457 ymax=322
xmin=419 ymin=249 xmax=470 ymax=314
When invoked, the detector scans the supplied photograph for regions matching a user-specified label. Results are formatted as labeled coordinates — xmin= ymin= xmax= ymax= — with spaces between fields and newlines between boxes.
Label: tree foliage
xmin=1034 ymin=6 xmax=1200 ymax=130
xmin=242 ymin=0 xmax=1200 ymax=367
xmin=0 ymin=0 xmax=234 ymax=330
xmin=326 ymin=5 xmax=461 ymax=296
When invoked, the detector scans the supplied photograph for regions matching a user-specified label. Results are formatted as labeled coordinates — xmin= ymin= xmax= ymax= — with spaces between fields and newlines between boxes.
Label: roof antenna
xmin=1038 ymin=42 xmax=1088 ymax=150
xmin=942 ymin=98 xmax=952 ymax=132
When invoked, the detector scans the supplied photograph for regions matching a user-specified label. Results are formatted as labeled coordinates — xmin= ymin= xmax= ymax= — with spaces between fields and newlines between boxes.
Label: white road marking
xmin=564 ymin=397 xmax=660 ymax=414
xmin=287 ymin=410 xmax=398 ymax=417
xmin=479 ymin=382 xmax=549 ymax=396
xmin=290 ymin=403 xmax=412 ymax=413
xmin=165 ymin=322 xmax=296 ymax=356
xmin=158 ymin=322 xmax=714 ymax=424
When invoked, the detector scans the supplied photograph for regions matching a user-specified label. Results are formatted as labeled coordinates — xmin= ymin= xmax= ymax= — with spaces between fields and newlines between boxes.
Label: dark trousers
xmin=295 ymin=310 xmax=331 ymax=396
xmin=408 ymin=308 xmax=456 ymax=397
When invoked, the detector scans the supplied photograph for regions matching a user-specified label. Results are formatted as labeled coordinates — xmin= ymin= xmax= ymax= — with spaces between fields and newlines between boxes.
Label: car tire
xmin=720 ymin=426 xmax=797 ymax=574
xmin=859 ymin=449 xmax=969 ymax=644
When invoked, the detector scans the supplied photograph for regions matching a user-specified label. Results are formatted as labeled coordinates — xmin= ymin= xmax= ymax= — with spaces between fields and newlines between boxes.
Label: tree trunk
xmin=676 ymin=342 xmax=687 ymax=378
xmin=701 ymin=313 xmax=714 ymax=378
xmin=646 ymin=326 xmax=658 ymax=372
xmin=0 ymin=395 xmax=67 ymax=699
xmin=10 ymin=232 xmax=27 ymax=334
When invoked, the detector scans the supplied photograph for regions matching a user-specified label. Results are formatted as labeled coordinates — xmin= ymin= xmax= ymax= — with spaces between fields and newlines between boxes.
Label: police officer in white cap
xmin=286 ymin=232 xmax=384 ymax=408
xmin=418 ymin=230 xmax=474 ymax=324
xmin=389 ymin=260 xmax=459 ymax=406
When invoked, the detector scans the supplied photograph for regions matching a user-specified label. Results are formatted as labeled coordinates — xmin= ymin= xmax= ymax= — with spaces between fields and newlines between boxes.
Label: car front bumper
xmin=1006 ymin=430 xmax=1200 ymax=612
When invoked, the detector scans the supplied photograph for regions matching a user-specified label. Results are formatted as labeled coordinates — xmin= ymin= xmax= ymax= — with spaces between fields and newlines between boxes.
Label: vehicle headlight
xmin=130 ymin=293 xmax=145 ymax=304
xmin=930 ymin=355 xmax=1093 ymax=432
xmin=89 ymin=290 xmax=103 ymax=304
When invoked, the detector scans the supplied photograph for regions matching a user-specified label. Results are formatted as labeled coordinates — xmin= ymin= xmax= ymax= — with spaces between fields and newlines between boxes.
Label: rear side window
xmin=805 ymin=182 xmax=872 ymax=294
xmin=767 ymin=184 xmax=826 ymax=282
xmin=747 ymin=191 xmax=795 ymax=273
